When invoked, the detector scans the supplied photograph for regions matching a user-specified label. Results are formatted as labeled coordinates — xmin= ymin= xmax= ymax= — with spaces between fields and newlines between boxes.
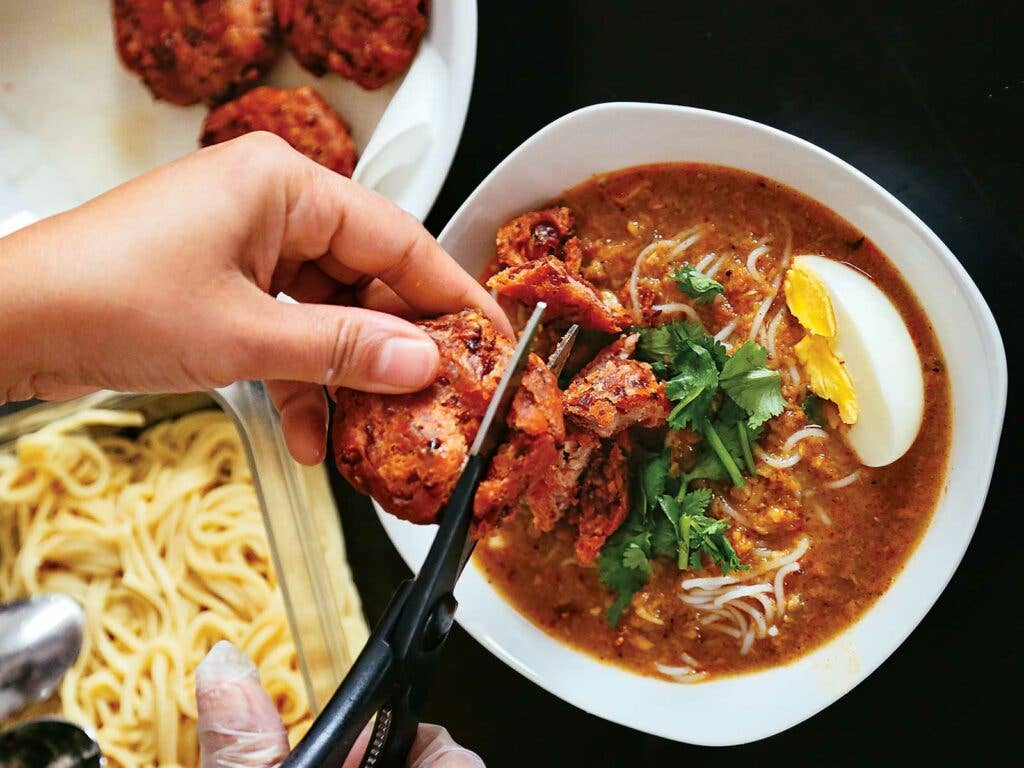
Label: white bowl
xmin=378 ymin=103 xmax=1007 ymax=745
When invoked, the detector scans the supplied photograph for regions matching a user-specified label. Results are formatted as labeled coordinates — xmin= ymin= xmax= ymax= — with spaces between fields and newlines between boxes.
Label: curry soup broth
xmin=475 ymin=163 xmax=951 ymax=679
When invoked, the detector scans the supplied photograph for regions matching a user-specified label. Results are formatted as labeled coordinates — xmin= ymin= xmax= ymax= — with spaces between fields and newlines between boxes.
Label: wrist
xmin=0 ymin=220 xmax=76 ymax=402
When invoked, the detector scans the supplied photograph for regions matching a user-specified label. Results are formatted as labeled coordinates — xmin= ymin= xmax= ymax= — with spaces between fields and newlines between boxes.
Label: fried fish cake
xmin=563 ymin=334 xmax=670 ymax=437
xmin=201 ymin=86 xmax=358 ymax=176
xmin=113 ymin=0 xmax=279 ymax=105
xmin=495 ymin=207 xmax=584 ymax=274
xmin=573 ymin=432 xmax=632 ymax=563
xmin=277 ymin=0 xmax=428 ymax=89
xmin=333 ymin=310 xmax=512 ymax=524
xmin=473 ymin=355 xmax=565 ymax=537
xmin=487 ymin=258 xmax=631 ymax=334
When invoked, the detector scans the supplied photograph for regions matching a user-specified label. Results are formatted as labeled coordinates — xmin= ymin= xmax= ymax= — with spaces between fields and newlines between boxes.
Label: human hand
xmin=195 ymin=641 xmax=485 ymax=768
xmin=0 ymin=133 xmax=509 ymax=464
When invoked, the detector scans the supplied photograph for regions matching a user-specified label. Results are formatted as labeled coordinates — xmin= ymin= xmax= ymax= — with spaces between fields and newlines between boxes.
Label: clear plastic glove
xmin=196 ymin=641 xmax=485 ymax=768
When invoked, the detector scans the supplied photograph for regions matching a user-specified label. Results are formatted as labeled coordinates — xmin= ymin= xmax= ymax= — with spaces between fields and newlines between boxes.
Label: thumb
xmin=195 ymin=641 xmax=290 ymax=768
xmin=407 ymin=724 xmax=486 ymax=768
xmin=239 ymin=294 xmax=440 ymax=393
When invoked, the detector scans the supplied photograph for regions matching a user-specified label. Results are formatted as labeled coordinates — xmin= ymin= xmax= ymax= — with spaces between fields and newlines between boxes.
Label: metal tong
xmin=283 ymin=304 xmax=578 ymax=768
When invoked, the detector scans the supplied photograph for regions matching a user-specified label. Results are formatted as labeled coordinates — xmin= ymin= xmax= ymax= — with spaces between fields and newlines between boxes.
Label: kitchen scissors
xmin=283 ymin=303 xmax=578 ymax=768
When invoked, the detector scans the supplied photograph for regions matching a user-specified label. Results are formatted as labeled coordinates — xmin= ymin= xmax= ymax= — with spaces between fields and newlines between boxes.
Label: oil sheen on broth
xmin=474 ymin=163 xmax=951 ymax=680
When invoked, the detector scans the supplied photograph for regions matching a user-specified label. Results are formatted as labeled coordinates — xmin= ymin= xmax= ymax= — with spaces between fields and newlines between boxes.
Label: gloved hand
xmin=195 ymin=641 xmax=485 ymax=768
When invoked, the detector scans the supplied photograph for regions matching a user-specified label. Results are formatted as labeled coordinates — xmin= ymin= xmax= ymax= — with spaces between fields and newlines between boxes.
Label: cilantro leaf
xmin=680 ymin=486 xmax=713 ymax=517
xmin=684 ymin=407 xmax=761 ymax=486
xmin=657 ymin=487 xmax=742 ymax=572
xmin=719 ymin=341 xmax=786 ymax=429
xmin=636 ymin=321 xmax=728 ymax=376
xmin=641 ymin=325 xmax=725 ymax=430
xmin=699 ymin=419 xmax=745 ymax=487
xmin=672 ymin=264 xmax=724 ymax=304
xmin=664 ymin=345 xmax=719 ymax=429
xmin=635 ymin=324 xmax=678 ymax=361
xmin=686 ymin=514 xmax=744 ymax=573
xmin=597 ymin=485 xmax=658 ymax=628
xmin=802 ymin=394 xmax=825 ymax=425
xmin=606 ymin=591 xmax=634 ymax=628
xmin=597 ymin=523 xmax=652 ymax=627
xmin=675 ymin=486 xmax=744 ymax=574
xmin=657 ymin=494 xmax=686 ymax=568
xmin=642 ymin=451 xmax=671 ymax=504
xmin=651 ymin=513 xmax=679 ymax=559
xmin=622 ymin=542 xmax=653 ymax=573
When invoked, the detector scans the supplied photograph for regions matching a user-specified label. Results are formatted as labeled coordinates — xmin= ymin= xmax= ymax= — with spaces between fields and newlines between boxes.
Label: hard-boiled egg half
xmin=783 ymin=255 xmax=924 ymax=467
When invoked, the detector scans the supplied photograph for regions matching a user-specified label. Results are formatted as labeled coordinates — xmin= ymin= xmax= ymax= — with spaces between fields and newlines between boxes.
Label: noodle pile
xmin=0 ymin=409 xmax=311 ymax=768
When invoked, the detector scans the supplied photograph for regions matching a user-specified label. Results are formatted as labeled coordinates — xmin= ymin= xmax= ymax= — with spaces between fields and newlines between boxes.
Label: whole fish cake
xmin=333 ymin=309 xmax=512 ymax=524
xmin=278 ymin=0 xmax=428 ymax=89
xmin=201 ymin=86 xmax=358 ymax=176
xmin=113 ymin=0 xmax=280 ymax=105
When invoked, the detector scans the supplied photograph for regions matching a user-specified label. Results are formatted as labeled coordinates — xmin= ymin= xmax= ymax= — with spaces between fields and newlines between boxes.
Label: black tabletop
xmin=332 ymin=2 xmax=1023 ymax=766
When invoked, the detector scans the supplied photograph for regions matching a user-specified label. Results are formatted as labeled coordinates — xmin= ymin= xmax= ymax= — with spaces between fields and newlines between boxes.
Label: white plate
xmin=378 ymin=103 xmax=1007 ymax=745
xmin=0 ymin=1 xmax=475 ymax=221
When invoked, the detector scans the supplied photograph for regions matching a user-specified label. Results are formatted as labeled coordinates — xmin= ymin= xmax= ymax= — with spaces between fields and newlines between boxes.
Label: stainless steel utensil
xmin=0 ymin=594 xmax=84 ymax=720
xmin=0 ymin=719 xmax=102 ymax=768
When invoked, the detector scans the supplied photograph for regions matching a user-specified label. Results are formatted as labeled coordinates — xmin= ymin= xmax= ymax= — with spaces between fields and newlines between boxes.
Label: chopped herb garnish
xmin=736 ymin=421 xmax=756 ymax=475
xmin=719 ymin=341 xmax=786 ymax=429
xmin=802 ymin=394 xmax=825 ymax=425
xmin=597 ymin=449 xmax=745 ymax=627
xmin=700 ymin=419 xmax=745 ymax=487
xmin=672 ymin=264 xmax=724 ymax=304
xmin=636 ymin=322 xmax=781 ymax=483
xmin=598 ymin=502 xmax=656 ymax=627
xmin=598 ymin=322 xmax=783 ymax=627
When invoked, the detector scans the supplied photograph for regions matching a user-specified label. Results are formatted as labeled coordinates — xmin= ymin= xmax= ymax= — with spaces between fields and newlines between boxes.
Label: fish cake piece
xmin=563 ymin=334 xmax=670 ymax=437
xmin=278 ymin=0 xmax=428 ymax=89
xmin=487 ymin=258 xmax=631 ymax=334
xmin=522 ymin=427 xmax=600 ymax=533
xmin=113 ymin=0 xmax=279 ymax=105
xmin=573 ymin=432 xmax=632 ymax=563
xmin=201 ymin=86 xmax=358 ymax=176
xmin=473 ymin=355 xmax=565 ymax=537
xmin=495 ymin=207 xmax=584 ymax=274
xmin=333 ymin=309 xmax=512 ymax=524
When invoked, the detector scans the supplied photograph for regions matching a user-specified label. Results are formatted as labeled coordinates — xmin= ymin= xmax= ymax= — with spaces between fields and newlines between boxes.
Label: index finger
xmin=277 ymin=151 xmax=512 ymax=336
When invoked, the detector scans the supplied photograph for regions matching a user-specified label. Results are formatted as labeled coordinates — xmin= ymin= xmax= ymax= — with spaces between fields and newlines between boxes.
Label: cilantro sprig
xmin=636 ymin=321 xmax=783 ymax=487
xmin=596 ymin=321 xmax=783 ymax=627
xmin=598 ymin=449 xmax=744 ymax=627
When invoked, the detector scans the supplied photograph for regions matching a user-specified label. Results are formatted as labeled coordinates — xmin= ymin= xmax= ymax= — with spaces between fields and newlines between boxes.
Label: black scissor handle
xmin=286 ymin=456 xmax=483 ymax=768
xmin=281 ymin=582 xmax=409 ymax=768
xmin=361 ymin=456 xmax=483 ymax=766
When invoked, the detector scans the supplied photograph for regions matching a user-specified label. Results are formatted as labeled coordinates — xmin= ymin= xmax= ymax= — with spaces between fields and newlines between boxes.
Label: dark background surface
xmin=334 ymin=2 xmax=1023 ymax=766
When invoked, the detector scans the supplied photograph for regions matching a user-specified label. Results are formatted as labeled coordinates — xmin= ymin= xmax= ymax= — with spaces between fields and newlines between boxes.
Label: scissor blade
xmin=457 ymin=319 xmax=579 ymax=576
xmin=468 ymin=302 xmax=547 ymax=459
xmin=546 ymin=324 xmax=579 ymax=378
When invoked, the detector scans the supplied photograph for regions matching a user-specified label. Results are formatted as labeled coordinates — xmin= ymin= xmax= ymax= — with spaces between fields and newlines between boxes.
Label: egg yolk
xmin=783 ymin=265 xmax=837 ymax=337
xmin=793 ymin=335 xmax=858 ymax=424
xmin=784 ymin=264 xmax=858 ymax=425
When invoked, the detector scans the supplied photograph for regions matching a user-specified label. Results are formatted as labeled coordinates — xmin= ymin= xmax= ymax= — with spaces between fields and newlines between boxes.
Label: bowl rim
xmin=379 ymin=102 xmax=1007 ymax=744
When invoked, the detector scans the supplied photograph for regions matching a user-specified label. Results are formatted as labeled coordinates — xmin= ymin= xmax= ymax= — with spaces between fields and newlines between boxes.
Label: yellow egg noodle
xmin=0 ymin=409 xmax=319 ymax=768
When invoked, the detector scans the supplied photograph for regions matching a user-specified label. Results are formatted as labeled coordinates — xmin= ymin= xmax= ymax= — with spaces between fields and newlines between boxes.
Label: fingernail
xmin=372 ymin=337 xmax=438 ymax=389
xmin=196 ymin=641 xmax=257 ymax=687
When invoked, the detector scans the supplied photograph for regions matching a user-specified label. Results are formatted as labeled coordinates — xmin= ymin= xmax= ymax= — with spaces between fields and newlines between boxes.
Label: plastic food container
xmin=0 ymin=381 xmax=367 ymax=714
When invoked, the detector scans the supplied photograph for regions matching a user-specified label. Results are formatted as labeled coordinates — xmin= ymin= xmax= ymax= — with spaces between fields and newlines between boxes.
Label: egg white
xmin=794 ymin=255 xmax=924 ymax=467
